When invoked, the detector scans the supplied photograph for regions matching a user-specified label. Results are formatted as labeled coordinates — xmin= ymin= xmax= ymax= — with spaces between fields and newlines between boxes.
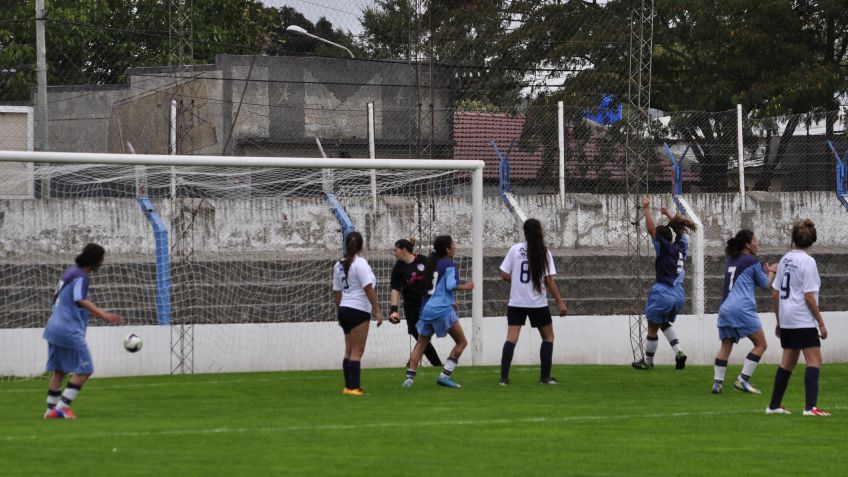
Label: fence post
xmin=737 ymin=104 xmax=745 ymax=208
xmin=558 ymin=101 xmax=565 ymax=209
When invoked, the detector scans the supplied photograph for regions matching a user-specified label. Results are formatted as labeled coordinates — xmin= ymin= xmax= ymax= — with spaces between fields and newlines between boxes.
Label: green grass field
xmin=2 ymin=363 xmax=847 ymax=476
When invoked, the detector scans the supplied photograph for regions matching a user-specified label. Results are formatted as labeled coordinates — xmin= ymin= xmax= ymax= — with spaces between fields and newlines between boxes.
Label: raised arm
xmin=642 ymin=197 xmax=657 ymax=239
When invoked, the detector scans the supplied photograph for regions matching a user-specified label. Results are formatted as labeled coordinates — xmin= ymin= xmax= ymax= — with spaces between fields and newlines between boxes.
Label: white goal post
xmin=0 ymin=150 xmax=487 ymax=366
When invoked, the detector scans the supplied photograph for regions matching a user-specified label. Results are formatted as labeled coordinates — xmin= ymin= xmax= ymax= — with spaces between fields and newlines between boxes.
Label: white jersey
xmin=499 ymin=242 xmax=557 ymax=308
xmin=772 ymin=249 xmax=820 ymax=329
xmin=332 ymin=256 xmax=376 ymax=313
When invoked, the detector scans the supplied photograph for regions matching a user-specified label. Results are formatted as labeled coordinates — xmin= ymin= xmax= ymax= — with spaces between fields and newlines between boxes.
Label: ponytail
xmin=725 ymin=229 xmax=754 ymax=258
xmin=342 ymin=232 xmax=364 ymax=278
xmin=523 ymin=218 xmax=548 ymax=294
xmin=421 ymin=235 xmax=453 ymax=294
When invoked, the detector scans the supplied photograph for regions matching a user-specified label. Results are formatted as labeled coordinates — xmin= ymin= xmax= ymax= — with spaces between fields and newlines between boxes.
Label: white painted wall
xmin=2 ymin=312 xmax=845 ymax=378
xmin=2 ymin=191 xmax=847 ymax=258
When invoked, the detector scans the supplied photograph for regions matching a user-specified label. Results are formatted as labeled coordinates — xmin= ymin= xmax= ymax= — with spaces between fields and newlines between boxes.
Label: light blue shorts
xmin=718 ymin=325 xmax=762 ymax=343
xmin=416 ymin=309 xmax=459 ymax=338
xmin=645 ymin=284 xmax=684 ymax=325
xmin=46 ymin=343 xmax=94 ymax=375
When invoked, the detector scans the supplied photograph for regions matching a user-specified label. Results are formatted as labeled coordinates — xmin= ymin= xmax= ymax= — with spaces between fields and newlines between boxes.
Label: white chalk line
xmin=5 ymin=406 xmax=845 ymax=443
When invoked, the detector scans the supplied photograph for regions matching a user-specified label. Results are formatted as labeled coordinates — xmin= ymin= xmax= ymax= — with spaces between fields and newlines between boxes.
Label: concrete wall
xmin=2 ymin=312 xmax=846 ymax=377
xmin=1 ymin=191 xmax=847 ymax=258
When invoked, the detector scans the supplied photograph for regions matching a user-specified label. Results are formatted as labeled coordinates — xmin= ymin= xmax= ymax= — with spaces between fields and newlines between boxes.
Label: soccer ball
xmin=123 ymin=333 xmax=143 ymax=353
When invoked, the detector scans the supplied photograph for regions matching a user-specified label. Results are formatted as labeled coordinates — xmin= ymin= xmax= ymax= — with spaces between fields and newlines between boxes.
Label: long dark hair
xmin=75 ymin=243 xmax=105 ymax=268
xmin=792 ymin=219 xmax=817 ymax=248
xmin=726 ymin=229 xmax=755 ymax=258
xmin=342 ymin=232 xmax=364 ymax=278
xmin=523 ymin=218 xmax=549 ymax=294
xmin=421 ymin=235 xmax=453 ymax=294
xmin=657 ymin=215 xmax=698 ymax=242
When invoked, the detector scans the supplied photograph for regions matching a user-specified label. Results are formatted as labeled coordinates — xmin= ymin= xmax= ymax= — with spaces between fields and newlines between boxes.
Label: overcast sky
xmin=262 ymin=0 xmax=372 ymax=35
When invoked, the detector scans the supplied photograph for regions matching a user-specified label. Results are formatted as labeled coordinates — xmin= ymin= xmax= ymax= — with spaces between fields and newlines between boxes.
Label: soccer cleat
xmin=401 ymin=378 xmax=414 ymax=388
xmin=345 ymin=388 xmax=366 ymax=396
xmin=631 ymin=359 xmax=653 ymax=370
xmin=675 ymin=351 xmax=687 ymax=370
xmin=499 ymin=378 xmax=509 ymax=386
xmin=43 ymin=408 xmax=64 ymax=419
xmin=540 ymin=377 xmax=559 ymax=385
xmin=802 ymin=407 xmax=831 ymax=417
xmin=342 ymin=388 xmax=352 ymax=395
xmin=765 ymin=406 xmax=791 ymax=415
xmin=733 ymin=378 xmax=762 ymax=394
xmin=436 ymin=375 xmax=461 ymax=388
xmin=711 ymin=382 xmax=723 ymax=394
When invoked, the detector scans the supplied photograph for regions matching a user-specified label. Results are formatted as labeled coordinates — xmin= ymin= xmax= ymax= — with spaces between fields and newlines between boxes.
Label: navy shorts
xmin=507 ymin=306 xmax=553 ymax=328
xmin=337 ymin=307 xmax=371 ymax=334
xmin=779 ymin=328 xmax=821 ymax=349
xmin=46 ymin=343 xmax=94 ymax=375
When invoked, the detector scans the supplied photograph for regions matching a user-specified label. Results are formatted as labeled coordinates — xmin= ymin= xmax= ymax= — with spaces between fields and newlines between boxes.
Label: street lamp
xmin=285 ymin=25 xmax=355 ymax=59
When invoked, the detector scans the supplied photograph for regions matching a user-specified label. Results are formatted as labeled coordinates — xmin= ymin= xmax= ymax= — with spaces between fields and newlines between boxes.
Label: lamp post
xmin=285 ymin=25 xmax=355 ymax=59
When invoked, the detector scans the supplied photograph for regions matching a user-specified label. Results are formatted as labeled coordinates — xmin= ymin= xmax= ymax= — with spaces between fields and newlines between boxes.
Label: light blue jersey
xmin=717 ymin=254 xmax=769 ymax=337
xmin=420 ymin=258 xmax=458 ymax=321
xmin=43 ymin=266 xmax=91 ymax=350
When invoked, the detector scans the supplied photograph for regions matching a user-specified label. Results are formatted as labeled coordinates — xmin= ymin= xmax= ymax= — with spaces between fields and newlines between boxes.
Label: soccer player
xmin=632 ymin=197 xmax=697 ymax=370
xmin=766 ymin=219 xmax=830 ymax=416
xmin=332 ymin=232 xmax=385 ymax=396
xmin=712 ymin=230 xmax=777 ymax=394
xmin=402 ymin=235 xmax=473 ymax=388
xmin=498 ymin=218 xmax=567 ymax=385
xmin=43 ymin=243 xmax=121 ymax=419
xmin=389 ymin=238 xmax=443 ymax=367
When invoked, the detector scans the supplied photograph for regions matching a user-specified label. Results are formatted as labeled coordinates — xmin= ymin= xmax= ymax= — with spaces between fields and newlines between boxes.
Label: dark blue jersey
xmin=652 ymin=235 xmax=688 ymax=287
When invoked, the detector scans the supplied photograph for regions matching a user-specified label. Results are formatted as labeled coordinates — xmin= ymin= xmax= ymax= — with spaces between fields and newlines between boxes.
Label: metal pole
xmin=367 ymin=102 xmax=377 ymax=210
xmin=170 ymin=99 xmax=178 ymax=199
xmin=737 ymin=104 xmax=745 ymax=208
xmin=558 ymin=101 xmax=565 ymax=209
xmin=471 ymin=166 xmax=484 ymax=366
xmin=35 ymin=0 xmax=48 ymax=152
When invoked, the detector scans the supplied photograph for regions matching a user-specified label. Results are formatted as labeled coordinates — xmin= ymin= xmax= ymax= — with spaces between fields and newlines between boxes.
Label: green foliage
xmin=0 ymin=1 xmax=361 ymax=102
xmin=2 ymin=364 xmax=847 ymax=475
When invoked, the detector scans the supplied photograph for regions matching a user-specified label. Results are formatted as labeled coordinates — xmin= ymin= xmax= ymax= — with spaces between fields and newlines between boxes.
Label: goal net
xmin=0 ymin=151 xmax=484 ymax=378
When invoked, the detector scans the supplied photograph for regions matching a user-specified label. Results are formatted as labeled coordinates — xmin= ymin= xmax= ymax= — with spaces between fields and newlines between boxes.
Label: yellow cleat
xmin=346 ymin=388 xmax=366 ymax=396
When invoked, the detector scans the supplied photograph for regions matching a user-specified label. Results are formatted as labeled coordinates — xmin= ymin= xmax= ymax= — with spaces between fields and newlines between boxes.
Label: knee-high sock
xmin=804 ymin=366 xmax=820 ymax=411
xmin=769 ymin=367 xmax=792 ymax=410
xmin=500 ymin=341 xmax=516 ymax=380
xmin=440 ymin=358 xmax=458 ymax=378
xmin=662 ymin=326 xmax=681 ymax=353
xmin=714 ymin=358 xmax=728 ymax=384
xmin=349 ymin=360 xmax=361 ymax=390
xmin=46 ymin=389 xmax=61 ymax=409
xmin=343 ymin=359 xmax=351 ymax=389
xmin=740 ymin=353 xmax=761 ymax=381
xmin=645 ymin=336 xmax=659 ymax=365
xmin=57 ymin=382 xmax=82 ymax=410
xmin=540 ymin=341 xmax=553 ymax=380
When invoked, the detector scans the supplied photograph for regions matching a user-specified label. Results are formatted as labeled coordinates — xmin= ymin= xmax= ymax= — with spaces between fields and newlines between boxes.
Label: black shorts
xmin=337 ymin=307 xmax=371 ymax=334
xmin=403 ymin=305 xmax=421 ymax=336
xmin=507 ymin=306 xmax=553 ymax=328
xmin=779 ymin=327 xmax=821 ymax=350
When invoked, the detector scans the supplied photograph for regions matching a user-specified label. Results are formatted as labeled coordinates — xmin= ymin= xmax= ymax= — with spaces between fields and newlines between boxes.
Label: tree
xmin=0 ymin=1 xmax=360 ymax=102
